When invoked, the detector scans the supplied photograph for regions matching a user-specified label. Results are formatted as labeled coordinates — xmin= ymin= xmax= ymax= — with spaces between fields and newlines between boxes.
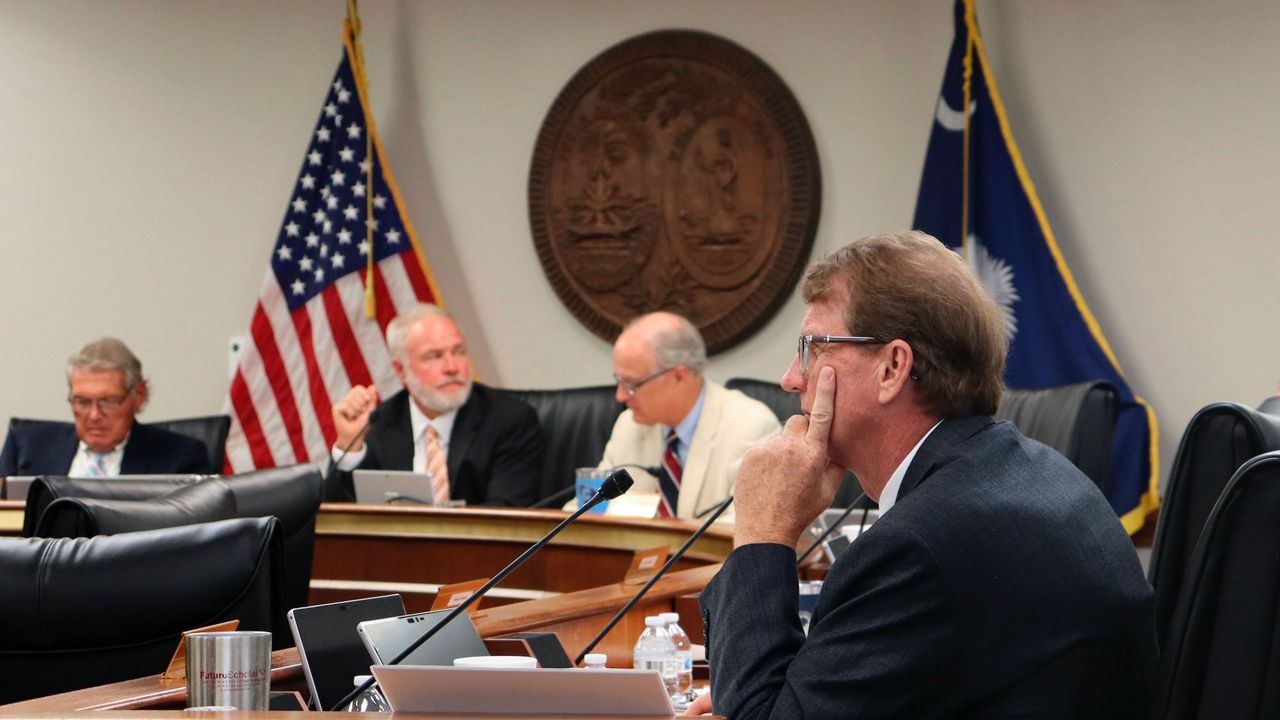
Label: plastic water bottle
xmin=583 ymin=652 xmax=608 ymax=670
xmin=660 ymin=612 xmax=695 ymax=704
xmin=632 ymin=615 xmax=678 ymax=695
xmin=346 ymin=675 xmax=390 ymax=712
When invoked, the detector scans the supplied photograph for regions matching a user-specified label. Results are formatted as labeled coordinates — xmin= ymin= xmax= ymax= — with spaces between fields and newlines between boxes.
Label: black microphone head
xmin=600 ymin=469 xmax=634 ymax=499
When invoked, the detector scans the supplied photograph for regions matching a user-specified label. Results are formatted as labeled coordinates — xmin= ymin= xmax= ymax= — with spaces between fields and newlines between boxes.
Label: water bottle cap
xmin=584 ymin=653 xmax=607 ymax=665
xmin=659 ymin=612 xmax=679 ymax=623
xmin=645 ymin=615 xmax=664 ymax=626
xmin=353 ymin=674 xmax=372 ymax=685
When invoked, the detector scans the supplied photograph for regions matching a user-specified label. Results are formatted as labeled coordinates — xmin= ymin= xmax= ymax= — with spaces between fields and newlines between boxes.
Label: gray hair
xmin=629 ymin=313 xmax=707 ymax=374
xmin=386 ymin=303 xmax=453 ymax=360
xmin=66 ymin=337 xmax=146 ymax=391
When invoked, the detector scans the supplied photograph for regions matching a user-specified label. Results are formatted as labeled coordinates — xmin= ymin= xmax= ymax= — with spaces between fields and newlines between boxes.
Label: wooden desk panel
xmin=0 ymin=500 xmax=21 ymax=536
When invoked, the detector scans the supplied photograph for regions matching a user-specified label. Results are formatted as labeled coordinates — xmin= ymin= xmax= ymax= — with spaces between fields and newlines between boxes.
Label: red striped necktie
xmin=656 ymin=429 xmax=682 ymax=518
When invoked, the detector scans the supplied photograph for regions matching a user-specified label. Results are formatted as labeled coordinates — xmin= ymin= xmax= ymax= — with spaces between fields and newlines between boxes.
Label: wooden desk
xmin=0 ymin=500 xmax=21 ymax=536
xmin=311 ymin=503 xmax=731 ymax=609
xmin=1 ymin=502 xmax=726 ymax=713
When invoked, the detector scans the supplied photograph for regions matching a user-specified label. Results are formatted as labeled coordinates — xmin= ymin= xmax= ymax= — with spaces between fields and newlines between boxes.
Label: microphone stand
xmin=796 ymin=491 xmax=869 ymax=565
xmin=329 ymin=469 xmax=635 ymax=711
xmin=321 ymin=415 xmax=376 ymax=499
xmin=573 ymin=493 xmax=735 ymax=666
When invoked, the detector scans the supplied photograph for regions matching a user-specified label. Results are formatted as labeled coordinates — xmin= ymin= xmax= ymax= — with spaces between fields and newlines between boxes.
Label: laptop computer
xmin=2 ymin=476 xmax=36 ymax=501
xmin=357 ymin=608 xmax=490 ymax=667
xmin=287 ymin=594 xmax=406 ymax=711
xmin=351 ymin=469 xmax=435 ymax=505
xmin=372 ymin=665 xmax=674 ymax=715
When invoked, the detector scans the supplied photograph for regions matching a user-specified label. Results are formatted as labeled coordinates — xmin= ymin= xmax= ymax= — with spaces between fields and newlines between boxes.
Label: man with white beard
xmin=326 ymin=303 xmax=543 ymax=505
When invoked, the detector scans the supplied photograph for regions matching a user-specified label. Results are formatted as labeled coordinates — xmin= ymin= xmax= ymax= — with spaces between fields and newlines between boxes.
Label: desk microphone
xmin=329 ymin=469 xmax=635 ymax=711
xmin=796 ymin=491 xmax=869 ymax=565
xmin=531 ymin=464 xmax=662 ymax=508
xmin=573 ymin=493 xmax=734 ymax=666
xmin=320 ymin=408 xmax=378 ymax=500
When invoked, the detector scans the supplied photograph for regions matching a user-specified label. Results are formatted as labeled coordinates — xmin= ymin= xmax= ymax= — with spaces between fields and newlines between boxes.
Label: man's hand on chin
xmin=733 ymin=366 xmax=845 ymax=549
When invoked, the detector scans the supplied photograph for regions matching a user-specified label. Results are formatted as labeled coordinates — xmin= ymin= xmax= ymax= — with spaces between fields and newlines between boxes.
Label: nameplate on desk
xmin=432 ymin=577 xmax=489 ymax=614
xmin=160 ymin=619 xmax=241 ymax=679
xmin=623 ymin=546 xmax=671 ymax=585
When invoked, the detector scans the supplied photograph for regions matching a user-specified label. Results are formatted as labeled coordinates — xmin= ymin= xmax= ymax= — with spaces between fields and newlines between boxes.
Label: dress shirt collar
xmin=877 ymin=420 xmax=941 ymax=515
xmin=410 ymin=400 xmax=458 ymax=449
xmin=70 ymin=434 xmax=130 ymax=478
xmin=663 ymin=383 xmax=706 ymax=467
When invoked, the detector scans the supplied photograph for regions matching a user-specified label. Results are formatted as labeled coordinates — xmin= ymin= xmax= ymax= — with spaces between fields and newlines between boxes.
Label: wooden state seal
xmin=529 ymin=29 xmax=820 ymax=353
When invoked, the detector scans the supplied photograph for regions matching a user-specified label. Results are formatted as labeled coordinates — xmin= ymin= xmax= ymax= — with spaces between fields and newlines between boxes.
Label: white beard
xmin=404 ymin=372 xmax=472 ymax=415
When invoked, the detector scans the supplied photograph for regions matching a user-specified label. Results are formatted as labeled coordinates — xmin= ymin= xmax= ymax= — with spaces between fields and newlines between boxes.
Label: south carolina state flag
xmin=913 ymin=0 xmax=1159 ymax=533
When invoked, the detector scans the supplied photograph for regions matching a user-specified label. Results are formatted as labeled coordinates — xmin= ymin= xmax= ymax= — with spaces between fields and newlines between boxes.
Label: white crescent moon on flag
xmin=935 ymin=97 xmax=976 ymax=132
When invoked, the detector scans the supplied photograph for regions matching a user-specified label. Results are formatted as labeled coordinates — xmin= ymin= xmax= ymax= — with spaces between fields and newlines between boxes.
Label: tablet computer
xmin=357 ymin=608 xmax=489 ymax=666
xmin=287 ymin=594 xmax=405 ymax=710
xmin=351 ymin=469 xmax=435 ymax=505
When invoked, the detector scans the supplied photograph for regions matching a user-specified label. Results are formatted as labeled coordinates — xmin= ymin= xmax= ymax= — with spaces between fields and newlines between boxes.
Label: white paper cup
xmin=452 ymin=655 xmax=538 ymax=669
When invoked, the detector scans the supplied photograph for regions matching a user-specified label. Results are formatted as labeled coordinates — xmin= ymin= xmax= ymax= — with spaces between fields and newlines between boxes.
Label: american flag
xmin=223 ymin=20 xmax=439 ymax=472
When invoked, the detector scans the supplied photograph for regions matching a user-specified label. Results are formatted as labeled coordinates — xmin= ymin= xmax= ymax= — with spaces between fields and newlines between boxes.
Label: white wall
xmin=1 ymin=0 xmax=1277 ymax=487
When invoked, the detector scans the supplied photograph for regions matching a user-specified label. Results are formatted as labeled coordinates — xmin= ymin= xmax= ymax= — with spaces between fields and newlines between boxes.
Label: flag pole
xmin=346 ymin=0 xmax=378 ymax=319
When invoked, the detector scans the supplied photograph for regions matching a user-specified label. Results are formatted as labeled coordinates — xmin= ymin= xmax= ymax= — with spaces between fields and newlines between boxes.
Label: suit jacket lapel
xmin=379 ymin=393 xmax=417 ymax=470
xmin=54 ymin=423 xmax=82 ymax=474
xmin=897 ymin=416 xmax=992 ymax=502
xmin=679 ymin=382 xmax=720 ymax=517
xmin=447 ymin=387 xmax=482 ymax=485
xmin=120 ymin=423 xmax=147 ymax=473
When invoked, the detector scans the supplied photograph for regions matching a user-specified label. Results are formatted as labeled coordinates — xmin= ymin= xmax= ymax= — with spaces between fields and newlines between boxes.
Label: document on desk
xmin=371 ymin=664 xmax=674 ymax=715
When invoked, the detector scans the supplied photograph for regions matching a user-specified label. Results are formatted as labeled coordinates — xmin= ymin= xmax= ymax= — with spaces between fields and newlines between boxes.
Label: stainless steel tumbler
xmin=185 ymin=631 xmax=272 ymax=710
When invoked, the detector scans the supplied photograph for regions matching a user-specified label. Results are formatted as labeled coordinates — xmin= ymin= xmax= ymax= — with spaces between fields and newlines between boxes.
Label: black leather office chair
xmin=219 ymin=463 xmax=325 ymax=618
xmin=1153 ymin=450 xmax=1280 ymax=719
xmin=151 ymin=414 xmax=232 ymax=472
xmin=1148 ymin=402 xmax=1280 ymax=653
xmin=34 ymin=480 xmax=237 ymax=538
xmin=22 ymin=474 xmax=203 ymax=537
xmin=503 ymin=385 xmax=624 ymax=502
xmin=995 ymin=380 xmax=1119 ymax=492
xmin=725 ymin=377 xmax=800 ymax=424
xmin=1259 ymin=394 xmax=1280 ymax=416
xmin=0 ymin=517 xmax=284 ymax=705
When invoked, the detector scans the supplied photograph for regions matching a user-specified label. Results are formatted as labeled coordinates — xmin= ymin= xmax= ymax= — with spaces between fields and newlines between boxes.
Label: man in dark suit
xmin=326 ymin=303 xmax=542 ymax=505
xmin=0 ymin=337 xmax=210 ymax=477
xmin=691 ymin=232 xmax=1157 ymax=718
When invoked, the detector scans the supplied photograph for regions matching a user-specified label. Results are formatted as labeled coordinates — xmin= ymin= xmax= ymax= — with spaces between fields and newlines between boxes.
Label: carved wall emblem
xmin=529 ymin=30 xmax=820 ymax=353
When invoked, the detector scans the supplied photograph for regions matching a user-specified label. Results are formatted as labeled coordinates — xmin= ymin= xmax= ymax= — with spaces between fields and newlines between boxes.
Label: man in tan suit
xmin=598 ymin=312 xmax=780 ymax=520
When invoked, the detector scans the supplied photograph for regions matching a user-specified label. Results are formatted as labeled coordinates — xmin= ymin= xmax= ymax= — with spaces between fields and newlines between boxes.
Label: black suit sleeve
xmin=478 ymin=401 xmax=543 ymax=506
xmin=0 ymin=427 xmax=18 ymax=476
xmin=701 ymin=532 xmax=960 ymax=720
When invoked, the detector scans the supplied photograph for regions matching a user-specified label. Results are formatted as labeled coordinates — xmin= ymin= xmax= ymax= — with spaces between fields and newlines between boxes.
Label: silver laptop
xmin=356 ymin=609 xmax=490 ymax=667
xmin=2 ymin=476 xmax=36 ymax=501
xmin=372 ymin=665 xmax=674 ymax=715
xmin=351 ymin=469 xmax=435 ymax=505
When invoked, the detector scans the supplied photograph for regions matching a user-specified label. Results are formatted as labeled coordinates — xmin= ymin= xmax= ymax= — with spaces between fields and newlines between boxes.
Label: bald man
xmin=598 ymin=312 xmax=780 ymax=520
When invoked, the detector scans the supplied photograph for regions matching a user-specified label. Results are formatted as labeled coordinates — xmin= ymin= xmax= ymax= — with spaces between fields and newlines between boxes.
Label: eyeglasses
xmin=614 ymin=367 xmax=675 ymax=398
xmin=68 ymin=392 xmax=132 ymax=416
xmin=797 ymin=334 xmax=886 ymax=374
